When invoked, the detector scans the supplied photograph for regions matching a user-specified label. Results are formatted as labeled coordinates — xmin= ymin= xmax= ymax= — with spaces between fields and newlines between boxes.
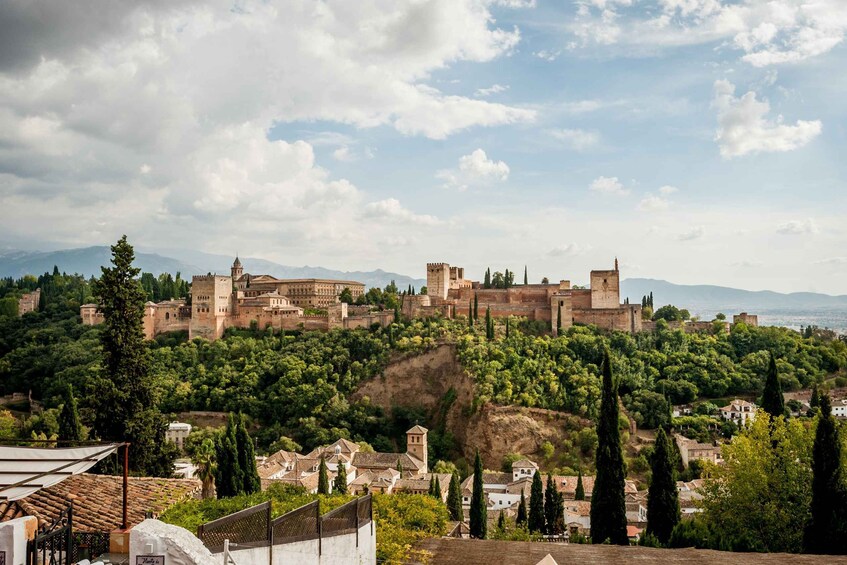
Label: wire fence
xmin=197 ymin=495 xmax=373 ymax=555
xmin=197 ymin=501 xmax=272 ymax=553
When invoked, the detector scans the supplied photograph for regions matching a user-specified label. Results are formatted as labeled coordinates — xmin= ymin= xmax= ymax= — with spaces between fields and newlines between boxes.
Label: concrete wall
xmin=0 ymin=516 xmax=37 ymax=565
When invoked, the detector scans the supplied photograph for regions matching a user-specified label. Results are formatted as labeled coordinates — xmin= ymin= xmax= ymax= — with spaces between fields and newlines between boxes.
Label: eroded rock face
xmin=352 ymin=344 xmax=590 ymax=468
xmin=130 ymin=519 xmax=218 ymax=565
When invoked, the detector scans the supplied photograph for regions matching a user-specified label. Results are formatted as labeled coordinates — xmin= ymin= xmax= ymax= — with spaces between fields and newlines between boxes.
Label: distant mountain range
xmin=0 ymin=246 xmax=427 ymax=290
xmin=2 ymin=247 xmax=845 ymax=330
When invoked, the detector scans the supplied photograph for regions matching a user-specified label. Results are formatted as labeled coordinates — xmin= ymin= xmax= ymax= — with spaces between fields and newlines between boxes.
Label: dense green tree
xmin=524 ymin=266 xmax=528 ymax=285
xmin=544 ymin=473 xmax=558 ymax=535
xmin=804 ymin=394 xmax=847 ymax=554
xmin=484 ymin=268 xmax=491 ymax=289
xmin=447 ymin=471 xmax=464 ymax=522
xmin=236 ymin=413 xmax=261 ymax=495
xmin=433 ymin=474 xmax=442 ymax=500
xmin=505 ymin=318 xmax=510 ymax=339
xmin=497 ymin=511 xmax=506 ymax=532
xmin=529 ymin=471 xmax=545 ymax=534
xmin=334 ymin=462 xmax=348 ymax=494
xmin=470 ymin=451 xmax=487 ymax=538
xmin=485 ymin=307 xmax=493 ymax=340
xmin=473 ymin=294 xmax=479 ymax=321
xmin=761 ymin=352 xmax=785 ymax=419
xmin=516 ymin=491 xmax=527 ymax=527
xmin=57 ymin=384 xmax=84 ymax=446
xmin=590 ymin=348 xmax=628 ymax=545
xmin=318 ymin=456 xmax=330 ymax=495
xmin=575 ymin=469 xmax=585 ymax=501
xmin=556 ymin=304 xmax=562 ymax=333
xmin=338 ymin=287 xmax=354 ymax=304
xmin=91 ymin=235 xmax=174 ymax=476
xmin=428 ymin=474 xmax=437 ymax=496
xmin=468 ymin=300 xmax=474 ymax=328
xmin=647 ymin=427 xmax=679 ymax=544
xmin=214 ymin=413 xmax=242 ymax=498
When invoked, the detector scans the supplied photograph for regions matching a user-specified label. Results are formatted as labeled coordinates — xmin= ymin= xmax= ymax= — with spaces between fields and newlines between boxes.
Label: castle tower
xmin=231 ymin=256 xmax=243 ymax=281
xmin=189 ymin=275 xmax=233 ymax=340
xmin=426 ymin=263 xmax=450 ymax=300
xmin=406 ymin=425 xmax=428 ymax=474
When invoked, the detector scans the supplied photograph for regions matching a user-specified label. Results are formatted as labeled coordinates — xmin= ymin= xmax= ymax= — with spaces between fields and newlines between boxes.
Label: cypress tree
xmin=556 ymin=304 xmax=562 ymax=333
xmin=334 ymin=462 xmax=348 ymax=494
xmin=804 ymin=394 xmax=847 ymax=554
xmin=554 ymin=491 xmax=565 ymax=535
xmin=484 ymin=268 xmax=491 ymax=289
xmin=524 ymin=266 xmax=528 ymax=285
xmin=590 ymin=348 xmax=628 ymax=545
xmin=92 ymin=235 xmax=174 ymax=476
xmin=447 ymin=470 xmax=464 ymax=522
xmin=428 ymin=474 xmax=436 ymax=496
xmin=468 ymin=299 xmax=474 ymax=328
xmin=236 ymin=413 xmax=260 ymax=494
xmin=646 ymin=427 xmax=680 ymax=545
xmin=529 ymin=471 xmax=545 ymax=533
xmin=57 ymin=384 xmax=84 ymax=446
xmin=470 ymin=451 xmax=487 ymax=538
xmin=434 ymin=475 xmax=443 ymax=500
xmin=497 ymin=511 xmax=506 ymax=532
xmin=761 ymin=352 xmax=785 ymax=419
xmin=397 ymin=460 xmax=403 ymax=475
xmin=505 ymin=269 xmax=511 ymax=288
xmin=485 ymin=307 xmax=493 ymax=340
xmin=516 ymin=491 xmax=528 ymax=527
xmin=505 ymin=318 xmax=510 ymax=339
xmin=575 ymin=469 xmax=585 ymax=501
xmin=544 ymin=473 xmax=558 ymax=535
xmin=474 ymin=294 xmax=479 ymax=321
xmin=215 ymin=413 xmax=242 ymax=497
xmin=318 ymin=456 xmax=330 ymax=495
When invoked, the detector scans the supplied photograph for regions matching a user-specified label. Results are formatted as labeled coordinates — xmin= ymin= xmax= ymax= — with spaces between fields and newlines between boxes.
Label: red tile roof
xmin=0 ymin=473 xmax=201 ymax=532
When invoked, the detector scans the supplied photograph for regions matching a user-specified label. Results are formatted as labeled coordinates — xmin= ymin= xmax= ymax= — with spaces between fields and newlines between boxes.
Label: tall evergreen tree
xmin=556 ymin=304 xmax=562 ymax=333
xmin=484 ymin=268 xmax=491 ymax=289
xmin=505 ymin=318 xmax=510 ymax=339
xmin=761 ymin=352 xmax=785 ymax=419
xmin=554 ymin=491 xmax=565 ymax=535
xmin=497 ymin=511 xmax=506 ymax=532
xmin=214 ymin=413 xmax=242 ymax=497
xmin=524 ymin=266 xmax=528 ymax=285
xmin=468 ymin=300 xmax=474 ymax=329
xmin=590 ymin=348 xmax=628 ymax=545
xmin=529 ymin=471 xmax=545 ymax=533
xmin=545 ymin=473 xmax=558 ymax=535
xmin=57 ymin=384 xmax=84 ymax=446
xmin=470 ymin=451 xmax=487 ymax=538
xmin=473 ymin=294 xmax=479 ymax=321
xmin=428 ymin=474 xmax=437 ymax=496
xmin=92 ymin=235 xmax=174 ymax=476
xmin=804 ymin=394 xmax=847 ymax=554
xmin=434 ymin=475 xmax=443 ymax=500
xmin=447 ymin=470 xmax=464 ymax=522
xmin=646 ymin=427 xmax=680 ymax=545
xmin=485 ymin=307 xmax=493 ymax=340
xmin=318 ymin=456 xmax=330 ymax=495
xmin=574 ymin=469 xmax=585 ymax=501
xmin=236 ymin=413 xmax=260 ymax=494
xmin=334 ymin=462 xmax=348 ymax=494
xmin=516 ymin=491 xmax=528 ymax=527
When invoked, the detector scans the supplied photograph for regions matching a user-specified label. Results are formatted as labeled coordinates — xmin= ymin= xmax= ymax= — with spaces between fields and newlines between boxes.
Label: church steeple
xmin=231 ymin=255 xmax=243 ymax=280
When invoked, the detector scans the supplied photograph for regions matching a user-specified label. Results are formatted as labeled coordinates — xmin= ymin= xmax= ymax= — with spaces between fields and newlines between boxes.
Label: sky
xmin=0 ymin=0 xmax=845 ymax=294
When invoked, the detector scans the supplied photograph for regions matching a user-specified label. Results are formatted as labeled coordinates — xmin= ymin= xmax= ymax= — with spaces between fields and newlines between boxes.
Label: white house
xmin=832 ymin=399 xmax=847 ymax=418
xmin=512 ymin=459 xmax=539 ymax=482
xmin=720 ymin=399 xmax=756 ymax=426
xmin=165 ymin=422 xmax=192 ymax=451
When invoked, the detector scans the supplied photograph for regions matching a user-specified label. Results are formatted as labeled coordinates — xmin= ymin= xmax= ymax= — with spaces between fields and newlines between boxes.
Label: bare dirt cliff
xmin=352 ymin=344 xmax=590 ymax=468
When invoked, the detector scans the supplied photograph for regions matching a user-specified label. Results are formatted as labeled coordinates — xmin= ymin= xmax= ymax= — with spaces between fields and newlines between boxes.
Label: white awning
xmin=0 ymin=444 xmax=121 ymax=501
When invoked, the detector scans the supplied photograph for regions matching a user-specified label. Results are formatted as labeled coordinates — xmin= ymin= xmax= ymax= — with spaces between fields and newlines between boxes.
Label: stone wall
xmin=573 ymin=306 xmax=641 ymax=333
xmin=189 ymin=275 xmax=233 ymax=340
xmin=589 ymin=269 xmax=620 ymax=309
xmin=426 ymin=263 xmax=450 ymax=300
xmin=17 ymin=289 xmax=40 ymax=316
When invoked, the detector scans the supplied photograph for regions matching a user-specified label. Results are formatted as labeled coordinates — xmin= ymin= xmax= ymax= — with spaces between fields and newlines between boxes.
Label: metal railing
xmin=198 ymin=495 xmax=373 ymax=556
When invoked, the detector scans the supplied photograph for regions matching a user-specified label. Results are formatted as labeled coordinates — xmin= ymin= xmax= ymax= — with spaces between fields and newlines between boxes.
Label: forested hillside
xmin=1 ymin=271 xmax=846 ymax=470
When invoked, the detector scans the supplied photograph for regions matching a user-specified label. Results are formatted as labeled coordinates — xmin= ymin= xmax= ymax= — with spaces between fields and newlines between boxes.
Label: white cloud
xmin=658 ymin=185 xmax=678 ymax=195
xmin=637 ymin=194 xmax=670 ymax=212
xmin=533 ymin=49 xmax=561 ymax=61
xmin=548 ymin=128 xmax=600 ymax=151
xmin=569 ymin=0 xmax=847 ymax=67
xmin=475 ymin=84 xmax=509 ymax=97
xmin=437 ymin=149 xmax=510 ymax=190
xmin=590 ymin=176 xmax=629 ymax=195
xmin=712 ymin=79 xmax=821 ymax=158
xmin=0 ymin=0 xmax=535 ymax=259
xmin=777 ymin=218 xmax=819 ymax=235
xmin=677 ymin=226 xmax=705 ymax=241
xmin=362 ymin=198 xmax=440 ymax=226
xmin=814 ymin=257 xmax=847 ymax=265
xmin=493 ymin=0 xmax=538 ymax=7
xmin=548 ymin=243 xmax=586 ymax=257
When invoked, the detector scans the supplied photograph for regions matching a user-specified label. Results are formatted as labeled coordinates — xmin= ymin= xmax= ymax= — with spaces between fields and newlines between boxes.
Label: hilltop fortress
xmin=81 ymin=257 xmax=389 ymax=340
xmin=408 ymin=258 xmax=642 ymax=334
